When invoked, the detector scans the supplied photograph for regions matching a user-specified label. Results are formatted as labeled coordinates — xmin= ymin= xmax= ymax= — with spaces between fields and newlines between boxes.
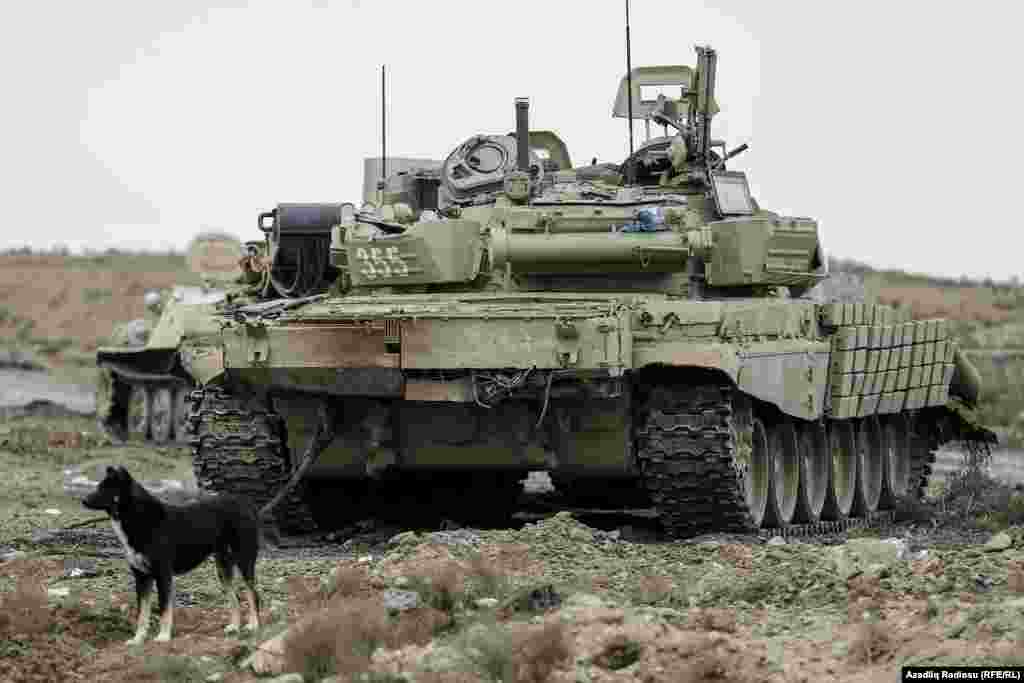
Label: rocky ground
xmin=1 ymin=413 xmax=1024 ymax=683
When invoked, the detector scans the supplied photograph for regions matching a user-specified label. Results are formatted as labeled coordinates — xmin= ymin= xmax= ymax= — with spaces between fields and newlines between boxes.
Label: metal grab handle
xmin=258 ymin=210 xmax=276 ymax=233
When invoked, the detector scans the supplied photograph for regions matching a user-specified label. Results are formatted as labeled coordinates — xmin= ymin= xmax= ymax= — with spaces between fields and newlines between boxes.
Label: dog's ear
xmin=106 ymin=465 xmax=119 ymax=479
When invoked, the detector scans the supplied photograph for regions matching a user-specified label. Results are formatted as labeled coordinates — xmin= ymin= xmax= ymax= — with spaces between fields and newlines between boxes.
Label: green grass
xmin=141 ymin=655 xmax=209 ymax=683
xmin=0 ymin=415 xmax=194 ymax=546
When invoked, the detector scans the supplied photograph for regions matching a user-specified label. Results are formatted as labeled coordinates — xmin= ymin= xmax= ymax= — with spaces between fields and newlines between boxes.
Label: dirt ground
xmin=1 ymin=414 xmax=1023 ymax=682
xmin=0 ymin=252 xmax=195 ymax=353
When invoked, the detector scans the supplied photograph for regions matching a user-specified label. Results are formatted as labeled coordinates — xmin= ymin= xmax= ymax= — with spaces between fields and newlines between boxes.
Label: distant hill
xmin=1 ymin=246 xmax=1022 ymax=445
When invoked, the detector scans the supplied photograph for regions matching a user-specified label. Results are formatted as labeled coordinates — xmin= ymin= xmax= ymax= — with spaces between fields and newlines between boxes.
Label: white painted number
xmin=387 ymin=246 xmax=409 ymax=276
xmin=355 ymin=246 xmax=409 ymax=279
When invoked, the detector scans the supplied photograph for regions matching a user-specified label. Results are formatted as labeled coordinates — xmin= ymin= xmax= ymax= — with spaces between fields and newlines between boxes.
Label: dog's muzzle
xmin=82 ymin=491 xmax=115 ymax=512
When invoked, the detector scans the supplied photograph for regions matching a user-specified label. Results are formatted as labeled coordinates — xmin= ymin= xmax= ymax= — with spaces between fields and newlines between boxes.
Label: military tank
xmin=96 ymin=233 xmax=257 ymax=444
xmin=187 ymin=45 xmax=994 ymax=536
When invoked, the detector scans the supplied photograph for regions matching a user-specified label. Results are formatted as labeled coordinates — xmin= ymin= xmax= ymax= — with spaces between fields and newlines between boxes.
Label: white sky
xmin=2 ymin=1 xmax=1021 ymax=280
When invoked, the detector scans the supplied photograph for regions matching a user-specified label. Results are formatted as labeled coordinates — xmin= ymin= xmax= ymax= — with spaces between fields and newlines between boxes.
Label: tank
xmin=96 ymin=232 xmax=257 ymax=444
xmin=186 ymin=46 xmax=995 ymax=536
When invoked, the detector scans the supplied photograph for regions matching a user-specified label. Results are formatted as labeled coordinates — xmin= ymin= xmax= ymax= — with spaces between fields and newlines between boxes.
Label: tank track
xmin=185 ymin=386 xmax=316 ymax=534
xmin=635 ymin=381 xmax=757 ymax=536
xmin=636 ymin=379 xmax=928 ymax=539
xmin=754 ymin=510 xmax=896 ymax=539
xmin=909 ymin=421 xmax=938 ymax=499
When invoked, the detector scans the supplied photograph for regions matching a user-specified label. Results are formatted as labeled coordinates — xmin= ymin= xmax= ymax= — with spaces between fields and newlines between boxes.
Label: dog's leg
xmin=216 ymin=552 xmax=241 ymax=633
xmin=127 ymin=571 xmax=154 ymax=645
xmin=154 ymin=572 xmax=175 ymax=642
xmin=239 ymin=558 xmax=261 ymax=631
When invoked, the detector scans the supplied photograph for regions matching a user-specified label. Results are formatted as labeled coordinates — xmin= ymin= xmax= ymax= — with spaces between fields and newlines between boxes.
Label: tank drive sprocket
xmin=634 ymin=372 xmax=760 ymax=536
xmin=186 ymin=385 xmax=317 ymax=533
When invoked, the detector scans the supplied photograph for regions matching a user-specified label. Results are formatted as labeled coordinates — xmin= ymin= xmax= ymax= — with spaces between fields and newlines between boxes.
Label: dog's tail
xmin=238 ymin=496 xmax=282 ymax=550
xmin=257 ymin=516 xmax=283 ymax=550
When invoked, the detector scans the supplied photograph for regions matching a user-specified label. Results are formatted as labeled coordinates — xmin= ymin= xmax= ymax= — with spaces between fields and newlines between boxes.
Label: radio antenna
xmin=381 ymin=64 xmax=387 ymax=186
xmin=624 ymin=0 xmax=635 ymax=181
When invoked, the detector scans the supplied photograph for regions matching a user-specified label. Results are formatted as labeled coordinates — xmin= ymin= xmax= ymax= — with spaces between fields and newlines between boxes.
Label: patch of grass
xmin=0 ymin=440 xmax=193 ymax=546
xmin=72 ymin=605 xmax=134 ymax=641
xmin=921 ymin=598 xmax=941 ymax=622
xmin=464 ymin=552 xmax=508 ymax=601
xmin=460 ymin=620 xmax=572 ymax=683
xmin=141 ymin=656 xmax=207 ymax=683
xmin=15 ymin=318 xmax=36 ymax=343
xmin=414 ymin=672 xmax=481 ymax=683
xmin=34 ymin=336 xmax=76 ymax=354
xmin=593 ymin=633 xmax=643 ymax=670
xmin=460 ymin=622 xmax=514 ymax=682
xmin=972 ymin=490 xmax=1024 ymax=531
xmin=405 ymin=560 xmax=465 ymax=616
xmin=81 ymin=288 xmax=114 ymax=303
xmin=0 ymin=639 xmax=32 ymax=658
xmin=906 ymin=652 xmax=1024 ymax=667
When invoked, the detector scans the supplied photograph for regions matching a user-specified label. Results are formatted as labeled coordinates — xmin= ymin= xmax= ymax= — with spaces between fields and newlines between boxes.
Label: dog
xmin=82 ymin=465 xmax=265 ymax=644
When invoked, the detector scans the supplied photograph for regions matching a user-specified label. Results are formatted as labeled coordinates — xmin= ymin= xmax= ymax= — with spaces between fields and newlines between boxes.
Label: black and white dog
xmin=82 ymin=466 xmax=264 ymax=644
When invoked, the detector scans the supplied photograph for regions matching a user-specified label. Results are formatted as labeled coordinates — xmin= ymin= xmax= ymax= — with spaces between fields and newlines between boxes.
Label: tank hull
xmin=201 ymin=292 xmax=991 ymax=535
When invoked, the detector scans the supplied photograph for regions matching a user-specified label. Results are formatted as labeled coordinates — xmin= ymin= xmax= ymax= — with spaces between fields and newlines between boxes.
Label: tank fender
xmin=96 ymin=347 xmax=181 ymax=379
xmin=148 ymin=299 xmax=225 ymax=349
xmin=179 ymin=344 xmax=225 ymax=387
xmin=734 ymin=340 xmax=830 ymax=420
xmin=950 ymin=347 xmax=982 ymax=408
xmin=638 ymin=339 xmax=830 ymax=421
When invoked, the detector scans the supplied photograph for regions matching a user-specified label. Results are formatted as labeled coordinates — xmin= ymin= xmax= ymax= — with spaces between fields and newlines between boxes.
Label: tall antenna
xmin=624 ymin=0 xmax=634 ymax=182
xmin=381 ymin=64 xmax=387 ymax=184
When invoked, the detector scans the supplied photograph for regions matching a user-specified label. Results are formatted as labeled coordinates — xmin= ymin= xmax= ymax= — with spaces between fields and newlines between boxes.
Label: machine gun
xmin=613 ymin=45 xmax=745 ymax=193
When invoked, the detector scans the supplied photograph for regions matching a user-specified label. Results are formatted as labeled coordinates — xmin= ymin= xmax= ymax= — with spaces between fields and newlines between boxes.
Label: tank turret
xmin=258 ymin=48 xmax=824 ymax=301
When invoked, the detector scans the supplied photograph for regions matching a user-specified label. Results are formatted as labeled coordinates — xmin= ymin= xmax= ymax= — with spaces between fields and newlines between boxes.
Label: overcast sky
xmin=2 ymin=1 xmax=1021 ymax=280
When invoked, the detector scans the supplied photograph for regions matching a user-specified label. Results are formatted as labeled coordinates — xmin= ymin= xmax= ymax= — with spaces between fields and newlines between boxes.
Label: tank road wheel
xmin=794 ymin=421 xmax=829 ymax=523
xmin=126 ymin=384 xmax=152 ymax=441
xmin=880 ymin=415 xmax=912 ymax=508
xmin=822 ymin=421 xmax=856 ymax=520
xmin=852 ymin=417 xmax=884 ymax=516
xmin=188 ymin=386 xmax=316 ymax=534
xmin=763 ymin=419 xmax=800 ymax=528
xmin=739 ymin=417 xmax=771 ymax=528
xmin=150 ymin=386 xmax=174 ymax=444
xmin=171 ymin=385 xmax=191 ymax=442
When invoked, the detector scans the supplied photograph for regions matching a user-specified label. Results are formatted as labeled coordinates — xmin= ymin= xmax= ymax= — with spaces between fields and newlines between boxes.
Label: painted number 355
xmin=355 ymin=246 xmax=409 ymax=279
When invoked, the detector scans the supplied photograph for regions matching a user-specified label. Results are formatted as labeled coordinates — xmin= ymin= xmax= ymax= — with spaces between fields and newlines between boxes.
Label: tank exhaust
xmin=515 ymin=97 xmax=530 ymax=172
